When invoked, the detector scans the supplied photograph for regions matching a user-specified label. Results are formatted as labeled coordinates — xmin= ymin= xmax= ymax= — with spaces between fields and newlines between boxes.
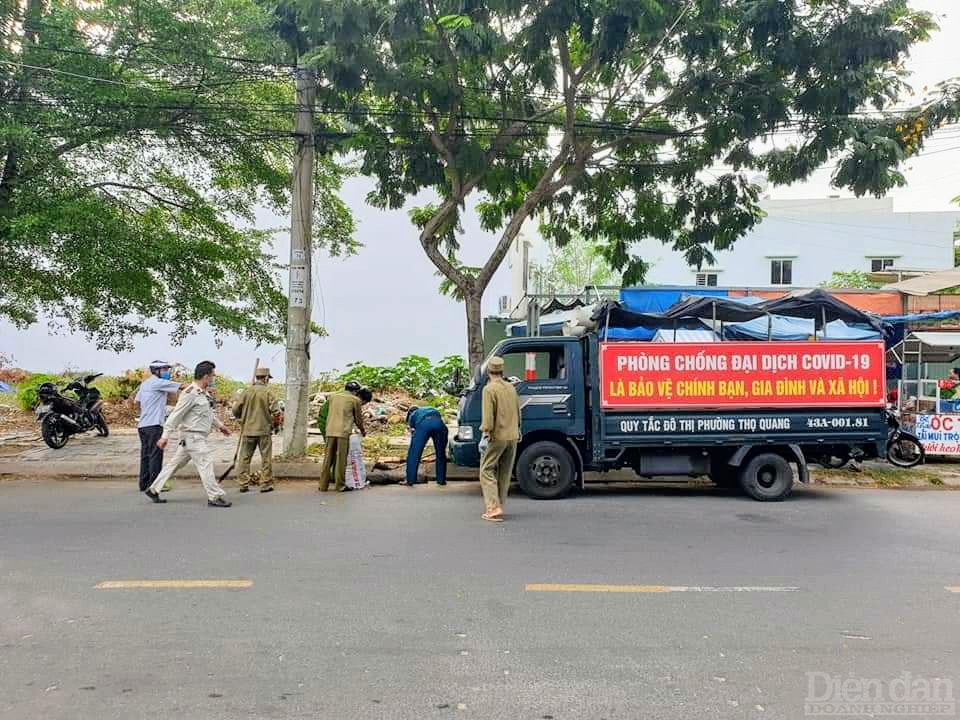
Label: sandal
xmin=482 ymin=512 xmax=505 ymax=523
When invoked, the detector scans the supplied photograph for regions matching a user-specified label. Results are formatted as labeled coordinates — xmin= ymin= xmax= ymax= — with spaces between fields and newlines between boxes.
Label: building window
xmin=696 ymin=272 xmax=718 ymax=287
xmin=870 ymin=257 xmax=895 ymax=272
xmin=770 ymin=259 xmax=793 ymax=285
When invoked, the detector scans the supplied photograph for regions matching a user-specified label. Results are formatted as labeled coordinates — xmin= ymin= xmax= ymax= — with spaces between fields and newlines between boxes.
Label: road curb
xmin=0 ymin=460 xmax=477 ymax=483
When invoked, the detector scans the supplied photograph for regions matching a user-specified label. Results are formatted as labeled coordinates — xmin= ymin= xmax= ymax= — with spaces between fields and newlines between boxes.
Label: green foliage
xmin=530 ymin=232 xmax=622 ymax=295
xmin=285 ymin=0 xmax=959 ymax=368
xmin=953 ymin=216 xmax=959 ymax=266
xmin=210 ymin=376 xmax=247 ymax=404
xmin=820 ymin=271 xmax=884 ymax=290
xmin=0 ymin=0 xmax=355 ymax=351
xmin=339 ymin=355 xmax=467 ymax=397
xmin=15 ymin=373 xmax=62 ymax=411
xmin=91 ymin=369 xmax=144 ymax=401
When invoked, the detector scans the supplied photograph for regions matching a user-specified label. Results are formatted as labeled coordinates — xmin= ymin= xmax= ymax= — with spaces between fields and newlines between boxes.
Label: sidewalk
xmin=3 ymin=429 xmax=959 ymax=488
xmin=0 ymin=429 xmax=475 ymax=483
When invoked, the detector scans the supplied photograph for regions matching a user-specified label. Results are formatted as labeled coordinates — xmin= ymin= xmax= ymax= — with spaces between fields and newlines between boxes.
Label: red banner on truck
xmin=600 ymin=341 xmax=886 ymax=410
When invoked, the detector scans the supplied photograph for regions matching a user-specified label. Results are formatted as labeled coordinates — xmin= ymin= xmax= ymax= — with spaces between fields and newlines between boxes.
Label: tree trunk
xmin=465 ymin=291 xmax=485 ymax=374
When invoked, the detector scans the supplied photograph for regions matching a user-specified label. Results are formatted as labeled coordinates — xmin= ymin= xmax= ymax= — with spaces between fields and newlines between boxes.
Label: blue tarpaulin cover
xmin=619 ymin=287 xmax=727 ymax=313
xmin=723 ymin=317 xmax=881 ymax=341
xmin=883 ymin=309 xmax=960 ymax=324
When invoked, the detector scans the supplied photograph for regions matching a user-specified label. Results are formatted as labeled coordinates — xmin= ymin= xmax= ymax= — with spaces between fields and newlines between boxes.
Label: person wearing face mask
xmin=145 ymin=360 xmax=232 ymax=507
xmin=134 ymin=361 xmax=184 ymax=492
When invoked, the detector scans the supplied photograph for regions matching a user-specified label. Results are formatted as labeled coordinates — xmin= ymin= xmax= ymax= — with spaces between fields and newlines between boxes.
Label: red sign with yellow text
xmin=600 ymin=341 xmax=886 ymax=410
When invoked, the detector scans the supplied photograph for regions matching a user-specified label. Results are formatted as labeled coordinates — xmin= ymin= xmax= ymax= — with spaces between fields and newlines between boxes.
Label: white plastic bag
xmin=345 ymin=433 xmax=368 ymax=489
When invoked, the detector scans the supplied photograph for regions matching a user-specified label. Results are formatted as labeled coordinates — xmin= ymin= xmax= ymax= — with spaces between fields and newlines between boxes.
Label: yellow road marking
xmin=525 ymin=584 xmax=799 ymax=593
xmin=946 ymin=587 xmax=960 ymax=594
xmin=95 ymin=580 xmax=252 ymax=589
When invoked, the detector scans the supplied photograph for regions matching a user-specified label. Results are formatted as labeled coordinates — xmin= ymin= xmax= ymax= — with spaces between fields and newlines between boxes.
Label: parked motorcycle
xmin=35 ymin=373 xmax=110 ymax=449
xmin=812 ymin=408 xmax=924 ymax=470
xmin=885 ymin=409 xmax=925 ymax=468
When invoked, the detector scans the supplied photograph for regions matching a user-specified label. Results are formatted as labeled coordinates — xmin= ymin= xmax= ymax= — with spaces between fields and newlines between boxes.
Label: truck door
xmin=498 ymin=343 xmax=583 ymax=437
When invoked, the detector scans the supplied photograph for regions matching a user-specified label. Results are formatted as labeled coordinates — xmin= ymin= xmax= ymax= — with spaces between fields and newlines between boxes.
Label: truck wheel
xmin=517 ymin=441 xmax=576 ymax=500
xmin=739 ymin=453 xmax=793 ymax=502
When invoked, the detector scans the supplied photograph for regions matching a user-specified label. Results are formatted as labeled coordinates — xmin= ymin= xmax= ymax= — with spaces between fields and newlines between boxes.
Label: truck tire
xmin=739 ymin=453 xmax=793 ymax=502
xmin=517 ymin=441 xmax=576 ymax=500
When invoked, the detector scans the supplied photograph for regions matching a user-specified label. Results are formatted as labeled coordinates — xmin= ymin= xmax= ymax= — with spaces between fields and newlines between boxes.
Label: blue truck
xmin=450 ymin=332 xmax=890 ymax=502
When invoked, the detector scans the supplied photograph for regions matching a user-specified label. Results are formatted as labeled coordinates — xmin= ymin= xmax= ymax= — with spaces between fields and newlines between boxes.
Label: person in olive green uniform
xmin=478 ymin=356 xmax=521 ymax=522
xmin=319 ymin=383 xmax=366 ymax=492
xmin=232 ymin=367 xmax=280 ymax=493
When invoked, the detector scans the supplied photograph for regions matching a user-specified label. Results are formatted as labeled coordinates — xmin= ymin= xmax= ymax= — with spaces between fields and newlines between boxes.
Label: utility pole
xmin=283 ymin=65 xmax=316 ymax=458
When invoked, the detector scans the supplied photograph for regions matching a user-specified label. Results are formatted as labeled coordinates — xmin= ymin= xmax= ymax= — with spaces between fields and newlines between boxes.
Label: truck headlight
xmin=457 ymin=425 xmax=474 ymax=441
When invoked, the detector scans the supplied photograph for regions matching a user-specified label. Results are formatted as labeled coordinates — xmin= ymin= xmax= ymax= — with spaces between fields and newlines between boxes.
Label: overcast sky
xmin=4 ymin=0 xmax=959 ymax=380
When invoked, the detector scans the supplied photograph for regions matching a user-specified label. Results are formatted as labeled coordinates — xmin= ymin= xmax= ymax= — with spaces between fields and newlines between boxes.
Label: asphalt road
xmin=1 ymin=479 xmax=959 ymax=720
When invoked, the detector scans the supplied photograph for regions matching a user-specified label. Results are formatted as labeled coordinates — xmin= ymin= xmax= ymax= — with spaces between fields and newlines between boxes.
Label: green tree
xmin=0 ymin=0 xmax=355 ymax=351
xmin=530 ymin=233 xmax=621 ymax=297
xmin=820 ymin=271 xmax=884 ymax=290
xmin=270 ymin=0 xmax=958 ymax=369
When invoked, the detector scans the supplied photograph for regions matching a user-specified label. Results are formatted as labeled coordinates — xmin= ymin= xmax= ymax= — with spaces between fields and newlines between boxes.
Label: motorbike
xmin=884 ymin=409 xmax=925 ymax=468
xmin=35 ymin=373 xmax=110 ymax=449
xmin=813 ymin=408 xmax=924 ymax=470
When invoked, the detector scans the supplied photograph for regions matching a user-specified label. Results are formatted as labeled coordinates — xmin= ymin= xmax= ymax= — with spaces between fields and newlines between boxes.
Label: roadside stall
xmin=892 ymin=331 xmax=960 ymax=456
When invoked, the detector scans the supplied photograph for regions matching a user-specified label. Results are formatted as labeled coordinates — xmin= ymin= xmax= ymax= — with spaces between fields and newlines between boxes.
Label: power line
xmin=20 ymin=23 xmax=293 ymax=67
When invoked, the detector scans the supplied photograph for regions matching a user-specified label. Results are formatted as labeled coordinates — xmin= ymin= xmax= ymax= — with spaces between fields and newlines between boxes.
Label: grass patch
xmin=856 ymin=465 xmax=938 ymax=486
xmin=929 ymin=477 xmax=945 ymax=486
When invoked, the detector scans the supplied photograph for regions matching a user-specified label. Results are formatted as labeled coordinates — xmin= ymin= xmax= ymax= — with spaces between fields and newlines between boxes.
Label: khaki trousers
xmin=237 ymin=434 xmax=273 ymax=489
xmin=479 ymin=440 xmax=517 ymax=513
xmin=319 ymin=435 xmax=350 ymax=491
xmin=148 ymin=433 xmax=226 ymax=502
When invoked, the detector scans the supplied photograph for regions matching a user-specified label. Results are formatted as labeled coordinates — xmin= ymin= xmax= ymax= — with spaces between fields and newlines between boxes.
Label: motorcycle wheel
xmin=886 ymin=433 xmax=925 ymax=468
xmin=95 ymin=413 xmax=109 ymax=437
xmin=41 ymin=415 xmax=69 ymax=449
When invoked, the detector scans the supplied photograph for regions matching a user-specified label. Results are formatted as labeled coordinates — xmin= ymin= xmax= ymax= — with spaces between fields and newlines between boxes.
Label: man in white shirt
xmin=134 ymin=361 xmax=182 ymax=492
xmin=146 ymin=360 xmax=232 ymax=507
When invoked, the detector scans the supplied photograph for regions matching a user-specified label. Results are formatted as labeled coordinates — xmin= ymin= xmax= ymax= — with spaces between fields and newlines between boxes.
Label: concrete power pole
xmin=283 ymin=65 xmax=316 ymax=458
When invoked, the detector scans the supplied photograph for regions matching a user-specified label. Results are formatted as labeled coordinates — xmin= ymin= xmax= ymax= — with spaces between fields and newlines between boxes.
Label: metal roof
xmin=910 ymin=331 xmax=960 ymax=348
xmin=883 ymin=268 xmax=960 ymax=296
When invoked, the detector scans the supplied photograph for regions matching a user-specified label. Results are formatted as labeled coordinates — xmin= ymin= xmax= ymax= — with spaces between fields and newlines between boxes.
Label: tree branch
xmin=419 ymin=197 xmax=469 ymax=288
xmin=82 ymin=182 xmax=191 ymax=209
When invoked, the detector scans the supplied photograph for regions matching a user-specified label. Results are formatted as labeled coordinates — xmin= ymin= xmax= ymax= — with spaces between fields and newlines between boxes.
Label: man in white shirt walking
xmin=145 ymin=360 xmax=232 ymax=507
xmin=134 ymin=361 xmax=182 ymax=492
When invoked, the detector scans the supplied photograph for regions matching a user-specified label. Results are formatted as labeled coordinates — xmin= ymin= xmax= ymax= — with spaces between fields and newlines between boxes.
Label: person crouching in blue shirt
xmin=405 ymin=406 xmax=448 ymax=486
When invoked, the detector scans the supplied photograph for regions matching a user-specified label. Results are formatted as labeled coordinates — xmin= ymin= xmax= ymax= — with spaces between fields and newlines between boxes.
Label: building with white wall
xmin=506 ymin=197 xmax=958 ymax=315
